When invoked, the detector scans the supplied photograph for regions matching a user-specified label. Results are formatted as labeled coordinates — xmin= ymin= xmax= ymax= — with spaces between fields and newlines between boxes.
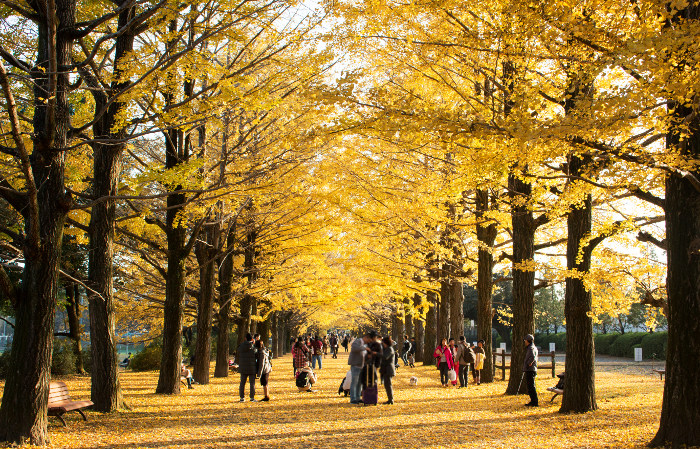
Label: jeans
xmin=239 ymin=373 xmax=255 ymax=399
xmin=402 ymin=352 xmax=409 ymax=365
xmin=383 ymin=374 xmax=393 ymax=402
xmin=439 ymin=362 xmax=449 ymax=385
xmin=312 ymin=354 xmax=322 ymax=370
xmin=350 ymin=365 xmax=362 ymax=402
xmin=526 ymin=371 xmax=538 ymax=405
xmin=459 ymin=364 xmax=470 ymax=387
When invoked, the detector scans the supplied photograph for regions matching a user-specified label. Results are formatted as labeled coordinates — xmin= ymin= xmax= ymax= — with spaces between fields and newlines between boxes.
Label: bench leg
xmin=78 ymin=409 xmax=88 ymax=421
xmin=55 ymin=414 xmax=68 ymax=427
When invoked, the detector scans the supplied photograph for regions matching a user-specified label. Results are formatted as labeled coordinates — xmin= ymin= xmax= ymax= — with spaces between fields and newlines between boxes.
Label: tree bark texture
xmin=155 ymin=121 xmax=188 ymax=395
xmin=423 ymin=291 xmax=438 ymax=364
xmin=438 ymin=279 xmax=451 ymax=341
xmin=450 ymin=280 xmax=464 ymax=339
xmin=0 ymin=2 xmax=73 ymax=444
xmin=84 ymin=3 xmax=137 ymax=413
xmin=650 ymin=98 xmax=700 ymax=447
xmin=64 ymin=284 xmax=84 ymax=374
xmin=193 ymin=222 xmax=218 ymax=385
xmin=214 ymin=224 xmax=236 ymax=377
xmin=476 ymin=188 xmax=497 ymax=383
xmin=506 ymin=173 xmax=536 ymax=395
xmin=404 ymin=297 xmax=414 ymax=338
xmin=560 ymin=155 xmax=597 ymax=413
xmin=391 ymin=309 xmax=403 ymax=344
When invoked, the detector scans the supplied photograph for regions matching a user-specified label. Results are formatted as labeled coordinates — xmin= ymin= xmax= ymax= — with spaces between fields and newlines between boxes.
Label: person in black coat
xmin=237 ymin=333 xmax=257 ymax=402
xmin=380 ymin=336 xmax=396 ymax=404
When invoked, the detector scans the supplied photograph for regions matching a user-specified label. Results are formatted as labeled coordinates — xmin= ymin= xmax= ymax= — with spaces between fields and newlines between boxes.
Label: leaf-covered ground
xmin=1 ymin=353 xmax=664 ymax=448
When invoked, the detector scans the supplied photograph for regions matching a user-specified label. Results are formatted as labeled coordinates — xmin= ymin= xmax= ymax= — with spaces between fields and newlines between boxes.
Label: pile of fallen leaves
xmin=0 ymin=353 xmax=664 ymax=448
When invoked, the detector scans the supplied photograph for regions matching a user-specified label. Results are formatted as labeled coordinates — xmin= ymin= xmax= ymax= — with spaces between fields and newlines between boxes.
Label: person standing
xmin=348 ymin=332 xmax=372 ymax=404
xmin=342 ymin=335 xmax=350 ymax=352
xmin=311 ymin=335 xmax=323 ymax=370
xmin=433 ymin=338 xmax=455 ymax=387
xmin=456 ymin=336 xmax=475 ymax=388
xmin=322 ymin=335 xmax=329 ymax=357
xmin=380 ymin=336 xmax=396 ymax=404
xmin=523 ymin=334 xmax=539 ymax=406
xmin=329 ymin=334 xmax=339 ymax=358
xmin=408 ymin=337 xmax=416 ymax=368
xmin=256 ymin=340 xmax=272 ymax=401
xmin=401 ymin=335 xmax=412 ymax=366
xmin=474 ymin=340 xmax=485 ymax=385
xmin=238 ymin=333 xmax=257 ymax=402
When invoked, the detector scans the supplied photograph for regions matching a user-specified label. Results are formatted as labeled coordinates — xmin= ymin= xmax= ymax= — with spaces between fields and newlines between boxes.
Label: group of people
xmin=236 ymin=333 xmax=273 ymax=402
xmin=289 ymin=333 xmax=347 ymax=369
xmin=347 ymin=330 xmax=397 ymax=405
xmin=433 ymin=337 xmax=486 ymax=387
xmin=433 ymin=334 xmax=540 ymax=406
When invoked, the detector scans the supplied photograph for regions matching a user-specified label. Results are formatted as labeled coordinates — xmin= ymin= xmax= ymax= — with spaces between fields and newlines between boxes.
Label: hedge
xmin=640 ymin=331 xmax=667 ymax=360
xmin=594 ymin=333 xmax=621 ymax=355
xmin=533 ymin=332 xmax=566 ymax=352
xmin=609 ymin=332 xmax=646 ymax=358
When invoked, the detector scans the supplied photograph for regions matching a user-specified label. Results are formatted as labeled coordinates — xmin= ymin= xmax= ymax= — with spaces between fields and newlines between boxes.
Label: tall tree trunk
xmin=258 ymin=315 xmax=271 ymax=345
xmin=413 ymin=293 xmax=424 ymax=361
xmin=271 ymin=312 xmax=279 ymax=358
xmin=391 ymin=308 xmax=403 ymax=344
xmin=438 ymin=278 xmax=451 ymax=340
xmin=423 ymin=291 xmax=438 ymax=364
xmin=0 ymin=2 xmax=73 ymax=443
xmin=83 ymin=2 xmax=137 ymax=412
xmin=0 ymin=0 xmax=76 ymax=445
xmin=560 ymin=154 xmax=597 ymax=413
xmin=64 ymin=284 xmax=84 ymax=374
xmin=193 ymin=222 xmax=218 ymax=385
xmin=650 ymin=98 xmax=700 ymax=445
xmin=450 ymin=280 xmax=464 ymax=339
xmin=214 ymin=221 xmax=236 ymax=377
xmin=506 ymin=172 xmax=536 ymax=395
xmin=404 ymin=297 xmax=414 ymax=338
xmin=476 ymin=188 xmax=497 ymax=383
xmin=238 ymin=294 xmax=253 ymax=343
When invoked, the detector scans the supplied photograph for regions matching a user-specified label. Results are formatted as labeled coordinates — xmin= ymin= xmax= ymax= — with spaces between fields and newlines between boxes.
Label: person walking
xmin=456 ymin=336 xmax=475 ymax=388
xmin=237 ymin=333 xmax=257 ymax=402
xmin=256 ymin=340 xmax=272 ymax=401
xmin=323 ymin=335 xmax=329 ymax=357
xmin=448 ymin=338 xmax=459 ymax=386
xmin=380 ymin=336 xmax=396 ymax=404
xmin=408 ymin=337 xmax=416 ymax=368
xmin=433 ymin=338 xmax=455 ymax=387
xmin=348 ymin=331 xmax=372 ymax=404
xmin=342 ymin=335 xmax=350 ymax=352
xmin=474 ymin=339 xmax=485 ymax=385
xmin=523 ymin=334 xmax=539 ymax=406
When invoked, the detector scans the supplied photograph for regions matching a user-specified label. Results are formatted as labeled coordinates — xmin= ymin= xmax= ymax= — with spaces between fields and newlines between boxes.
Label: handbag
xmin=448 ymin=368 xmax=457 ymax=382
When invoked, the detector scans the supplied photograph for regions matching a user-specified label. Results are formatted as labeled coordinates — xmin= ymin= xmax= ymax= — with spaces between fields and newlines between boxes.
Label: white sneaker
xmin=250 ymin=398 xmax=257 ymax=402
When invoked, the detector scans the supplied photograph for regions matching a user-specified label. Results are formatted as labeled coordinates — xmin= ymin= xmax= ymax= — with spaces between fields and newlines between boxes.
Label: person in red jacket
xmin=434 ymin=338 xmax=455 ymax=387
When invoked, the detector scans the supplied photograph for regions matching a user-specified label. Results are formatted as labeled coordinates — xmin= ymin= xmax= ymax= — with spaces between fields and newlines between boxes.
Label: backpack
xmin=296 ymin=371 xmax=310 ymax=388
xmin=463 ymin=343 xmax=476 ymax=364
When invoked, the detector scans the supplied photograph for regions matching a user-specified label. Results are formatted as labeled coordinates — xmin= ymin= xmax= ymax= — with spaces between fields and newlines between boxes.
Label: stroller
xmin=546 ymin=372 xmax=565 ymax=402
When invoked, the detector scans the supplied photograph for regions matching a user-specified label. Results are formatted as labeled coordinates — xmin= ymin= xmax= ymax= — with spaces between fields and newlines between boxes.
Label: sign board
xmin=549 ymin=342 xmax=556 ymax=352
xmin=473 ymin=341 xmax=477 ymax=347
xmin=500 ymin=342 xmax=507 ymax=351
xmin=634 ymin=347 xmax=643 ymax=362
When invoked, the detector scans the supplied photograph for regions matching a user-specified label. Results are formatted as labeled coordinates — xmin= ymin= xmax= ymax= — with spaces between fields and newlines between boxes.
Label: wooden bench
xmin=48 ymin=381 xmax=93 ymax=427
xmin=652 ymin=368 xmax=665 ymax=380
xmin=546 ymin=386 xmax=564 ymax=402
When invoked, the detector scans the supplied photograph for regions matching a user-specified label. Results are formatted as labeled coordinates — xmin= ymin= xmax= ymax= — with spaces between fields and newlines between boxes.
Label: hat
xmin=524 ymin=334 xmax=534 ymax=343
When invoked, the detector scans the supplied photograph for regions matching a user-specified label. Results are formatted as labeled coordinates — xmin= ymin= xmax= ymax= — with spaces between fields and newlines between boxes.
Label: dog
xmin=409 ymin=376 xmax=418 ymax=386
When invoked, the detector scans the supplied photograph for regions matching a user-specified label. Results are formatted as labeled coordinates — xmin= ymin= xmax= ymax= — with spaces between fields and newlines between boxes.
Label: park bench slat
xmin=47 ymin=381 xmax=93 ymax=427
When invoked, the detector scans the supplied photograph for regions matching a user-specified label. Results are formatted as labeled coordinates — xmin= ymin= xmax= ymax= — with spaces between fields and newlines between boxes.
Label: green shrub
xmin=640 ymin=331 xmax=668 ymax=360
xmin=52 ymin=338 xmax=77 ymax=376
xmin=0 ymin=349 xmax=10 ymax=379
xmin=594 ymin=333 xmax=621 ymax=355
xmin=129 ymin=343 xmax=162 ymax=371
xmin=81 ymin=348 xmax=92 ymax=374
xmin=609 ymin=332 xmax=646 ymax=358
